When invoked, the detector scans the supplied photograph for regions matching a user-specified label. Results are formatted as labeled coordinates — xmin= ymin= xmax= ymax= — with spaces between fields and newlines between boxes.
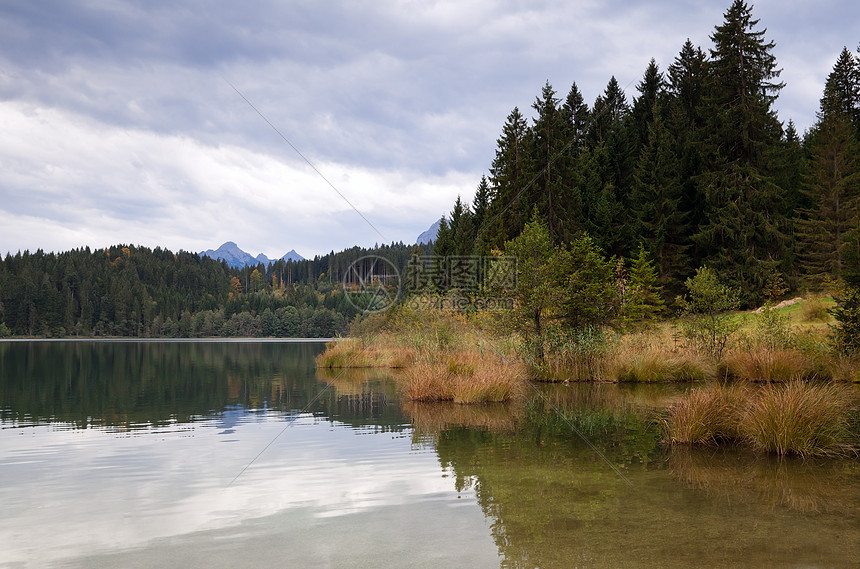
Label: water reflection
xmin=1 ymin=342 xmax=858 ymax=568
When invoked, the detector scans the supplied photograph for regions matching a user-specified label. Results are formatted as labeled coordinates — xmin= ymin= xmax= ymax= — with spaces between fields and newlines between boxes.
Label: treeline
xmin=0 ymin=242 xmax=428 ymax=337
xmin=434 ymin=0 xmax=860 ymax=306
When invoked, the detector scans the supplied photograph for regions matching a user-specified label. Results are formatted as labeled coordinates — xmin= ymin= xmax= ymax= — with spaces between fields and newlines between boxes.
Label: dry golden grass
xmin=315 ymin=336 xmax=416 ymax=369
xmin=663 ymin=380 xmax=857 ymax=457
xmin=741 ymin=381 xmax=853 ymax=457
xmin=662 ymin=383 xmax=748 ymax=445
xmin=720 ymin=348 xmax=817 ymax=382
xmin=403 ymin=350 xmax=526 ymax=404
xmin=825 ymin=354 xmax=860 ymax=382
xmin=608 ymin=346 xmax=717 ymax=382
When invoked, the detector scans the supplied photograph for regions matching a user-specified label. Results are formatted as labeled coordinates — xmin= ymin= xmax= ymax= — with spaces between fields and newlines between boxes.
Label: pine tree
xmin=694 ymin=0 xmax=788 ymax=304
xmin=630 ymin=109 xmax=689 ymax=294
xmin=485 ymin=107 xmax=529 ymax=247
xmin=449 ymin=196 xmax=476 ymax=257
xmin=561 ymin=81 xmax=590 ymax=152
xmin=529 ymin=81 xmax=569 ymax=242
xmin=631 ymin=59 xmax=665 ymax=153
xmin=623 ymin=245 xmax=665 ymax=327
xmin=472 ymin=175 xmax=490 ymax=230
xmin=820 ymin=47 xmax=860 ymax=129
xmin=666 ymin=39 xmax=709 ymax=262
xmin=796 ymin=54 xmax=860 ymax=283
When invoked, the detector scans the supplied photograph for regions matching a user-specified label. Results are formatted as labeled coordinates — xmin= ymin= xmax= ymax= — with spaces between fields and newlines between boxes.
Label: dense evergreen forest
xmin=0 ymin=242 xmax=429 ymax=337
xmin=435 ymin=0 xmax=860 ymax=305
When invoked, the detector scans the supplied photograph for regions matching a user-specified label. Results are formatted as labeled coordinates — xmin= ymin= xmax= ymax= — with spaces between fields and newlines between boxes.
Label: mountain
xmin=417 ymin=219 xmax=441 ymax=245
xmin=282 ymin=249 xmax=303 ymax=262
xmin=200 ymin=242 xmax=305 ymax=268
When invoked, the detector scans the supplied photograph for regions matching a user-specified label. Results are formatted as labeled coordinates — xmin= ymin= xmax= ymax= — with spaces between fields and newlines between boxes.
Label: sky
xmin=1 ymin=0 xmax=858 ymax=259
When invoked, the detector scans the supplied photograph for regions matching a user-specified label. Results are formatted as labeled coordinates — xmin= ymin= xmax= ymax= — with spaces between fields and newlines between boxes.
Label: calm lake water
xmin=1 ymin=340 xmax=858 ymax=568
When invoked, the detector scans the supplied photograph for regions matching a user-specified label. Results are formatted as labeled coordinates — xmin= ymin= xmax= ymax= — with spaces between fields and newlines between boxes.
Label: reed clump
xmin=662 ymin=383 xmax=747 ymax=444
xmin=741 ymin=381 xmax=853 ymax=457
xmin=315 ymin=336 xmax=416 ymax=368
xmin=663 ymin=381 xmax=857 ymax=457
xmin=720 ymin=348 xmax=817 ymax=382
xmin=608 ymin=347 xmax=717 ymax=382
xmin=404 ymin=350 xmax=525 ymax=404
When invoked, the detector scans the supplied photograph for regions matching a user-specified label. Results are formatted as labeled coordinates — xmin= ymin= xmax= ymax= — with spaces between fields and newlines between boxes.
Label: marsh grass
xmin=741 ymin=381 xmax=853 ymax=457
xmin=662 ymin=383 xmax=747 ymax=445
xmin=663 ymin=381 xmax=857 ymax=456
xmin=608 ymin=347 xmax=717 ymax=382
xmin=720 ymin=348 xmax=817 ymax=382
xmin=404 ymin=350 xmax=525 ymax=404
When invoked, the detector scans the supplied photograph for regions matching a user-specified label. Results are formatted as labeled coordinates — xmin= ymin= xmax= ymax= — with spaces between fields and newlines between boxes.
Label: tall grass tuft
xmin=741 ymin=381 xmax=853 ymax=457
xmin=609 ymin=347 xmax=716 ymax=382
xmin=721 ymin=348 xmax=816 ymax=382
xmin=662 ymin=383 xmax=747 ymax=445
xmin=403 ymin=350 xmax=525 ymax=404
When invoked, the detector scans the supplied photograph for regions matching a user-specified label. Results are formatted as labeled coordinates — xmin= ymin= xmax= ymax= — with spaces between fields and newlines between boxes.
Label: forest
xmin=434 ymin=0 xmax=860 ymax=306
xmin=0 ymin=242 xmax=429 ymax=338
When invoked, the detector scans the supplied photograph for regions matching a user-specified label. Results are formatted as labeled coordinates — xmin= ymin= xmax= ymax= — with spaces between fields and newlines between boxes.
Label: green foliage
xmin=753 ymin=304 xmax=795 ymax=351
xmin=677 ymin=267 xmax=741 ymax=358
xmin=622 ymin=245 xmax=665 ymax=328
xmin=832 ymin=286 xmax=860 ymax=354
xmin=0 ymin=322 xmax=10 ymax=337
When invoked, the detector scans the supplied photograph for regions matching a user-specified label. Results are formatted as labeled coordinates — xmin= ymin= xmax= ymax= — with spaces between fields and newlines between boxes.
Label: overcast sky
xmin=1 ymin=0 xmax=858 ymax=259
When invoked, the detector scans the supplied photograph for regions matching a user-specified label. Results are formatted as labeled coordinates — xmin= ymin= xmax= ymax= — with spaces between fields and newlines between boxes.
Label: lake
xmin=1 ymin=340 xmax=858 ymax=568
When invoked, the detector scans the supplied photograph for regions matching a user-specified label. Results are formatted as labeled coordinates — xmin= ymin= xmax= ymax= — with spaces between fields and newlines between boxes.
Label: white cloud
xmin=0 ymin=101 xmax=472 ymax=257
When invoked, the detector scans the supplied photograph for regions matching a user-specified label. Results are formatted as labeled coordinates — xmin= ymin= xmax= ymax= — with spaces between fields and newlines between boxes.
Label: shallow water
xmin=1 ymin=341 xmax=858 ymax=568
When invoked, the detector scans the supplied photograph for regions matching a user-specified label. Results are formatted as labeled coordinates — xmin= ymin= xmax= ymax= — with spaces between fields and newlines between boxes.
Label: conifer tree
xmin=562 ymin=82 xmax=590 ymax=152
xmin=529 ymin=81 xmax=569 ymax=242
xmin=666 ymin=39 xmax=709 ymax=260
xmin=796 ymin=53 xmax=860 ymax=283
xmin=623 ymin=245 xmax=665 ymax=327
xmin=485 ymin=107 xmax=529 ymax=247
xmin=630 ymin=108 xmax=689 ymax=293
xmin=694 ymin=0 xmax=788 ymax=304
xmin=631 ymin=59 xmax=665 ymax=153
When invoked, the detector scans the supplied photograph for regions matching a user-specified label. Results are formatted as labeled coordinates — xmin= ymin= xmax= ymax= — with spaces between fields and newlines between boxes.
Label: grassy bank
xmin=315 ymin=296 xmax=860 ymax=432
xmin=316 ymin=306 xmax=526 ymax=404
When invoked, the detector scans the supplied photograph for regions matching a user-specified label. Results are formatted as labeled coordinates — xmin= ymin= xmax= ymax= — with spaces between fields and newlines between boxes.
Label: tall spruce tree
xmin=630 ymin=108 xmax=689 ymax=294
xmin=666 ymin=39 xmax=709 ymax=263
xmin=562 ymin=81 xmax=590 ymax=152
xmin=694 ymin=0 xmax=788 ymax=304
xmin=529 ymin=81 xmax=570 ymax=242
xmin=485 ymin=107 xmax=529 ymax=247
xmin=796 ymin=51 xmax=860 ymax=283
xmin=631 ymin=59 xmax=666 ymax=153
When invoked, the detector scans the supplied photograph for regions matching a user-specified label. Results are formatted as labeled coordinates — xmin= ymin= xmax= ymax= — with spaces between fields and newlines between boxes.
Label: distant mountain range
xmin=199 ymin=242 xmax=304 ymax=268
xmin=417 ymin=219 xmax=441 ymax=245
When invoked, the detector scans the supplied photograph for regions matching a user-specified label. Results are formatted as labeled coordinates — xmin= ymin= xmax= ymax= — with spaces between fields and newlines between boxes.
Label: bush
xmin=677 ymin=267 xmax=741 ymax=359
